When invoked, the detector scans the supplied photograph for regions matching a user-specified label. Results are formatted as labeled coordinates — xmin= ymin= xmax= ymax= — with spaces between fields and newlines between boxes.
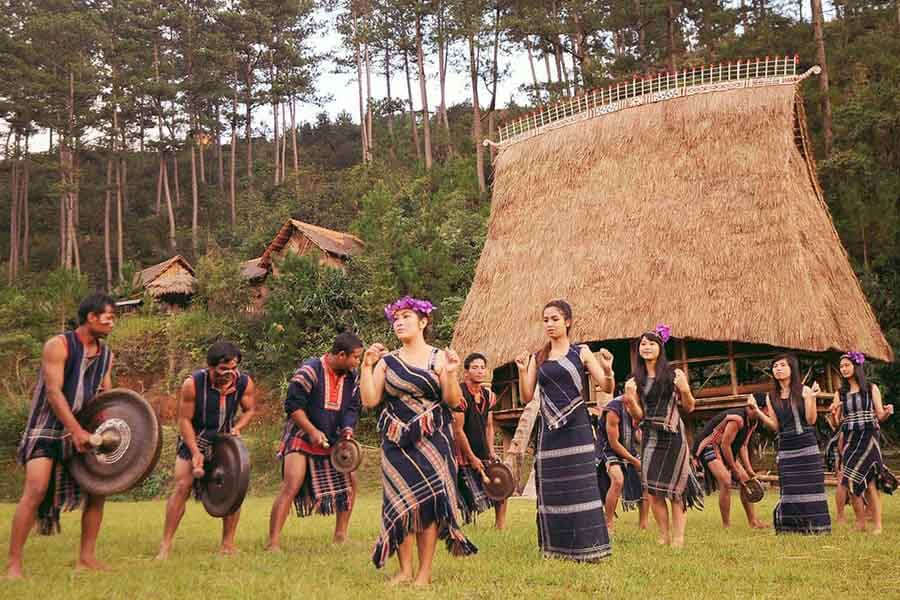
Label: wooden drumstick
xmin=89 ymin=433 xmax=103 ymax=447
xmin=321 ymin=440 xmax=330 ymax=449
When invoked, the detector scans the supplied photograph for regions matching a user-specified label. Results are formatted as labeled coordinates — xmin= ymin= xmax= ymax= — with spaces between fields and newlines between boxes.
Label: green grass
xmin=1 ymin=490 xmax=898 ymax=598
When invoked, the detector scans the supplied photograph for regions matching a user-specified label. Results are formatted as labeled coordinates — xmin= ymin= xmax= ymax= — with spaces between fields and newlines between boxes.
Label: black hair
xmin=838 ymin=355 xmax=870 ymax=395
xmin=536 ymin=299 xmax=573 ymax=367
xmin=633 ymin=330 xmax=675 ymax=393
xmin=464 ymin=353 xmax=487 ymax=370
xmin=331 ymin=332 xmax=364 ymax=355
xmin=207 ymin=340 xmax=242 ymax=367
xmin=770 ymin=352 xmax=802 ymax=405
xmin=78 ymin=293 xmax=116 ymax=325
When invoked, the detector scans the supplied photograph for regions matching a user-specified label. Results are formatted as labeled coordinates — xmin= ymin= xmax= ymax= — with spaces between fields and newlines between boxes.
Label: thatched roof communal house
xmin=135 ymin=255 xmax=197 ymax=308
xmin=452 ymin=57 xmax=892 ymax=436
xmin=240 ymin=219 xmax=364 ymax=313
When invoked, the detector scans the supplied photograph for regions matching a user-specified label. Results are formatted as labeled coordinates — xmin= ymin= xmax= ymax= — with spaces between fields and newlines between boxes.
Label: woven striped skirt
xmin=535 ymin=408 xmax=611 ymax=562
xmin=840 ymin=428 xmax=888 ymax=497
xmin=774 ymin=429 xmax=831 ymax=534
xmin=640 ymin=424 xmax=704 ymax=510
xmin=458 ymin=465 xmax=494 ymax=522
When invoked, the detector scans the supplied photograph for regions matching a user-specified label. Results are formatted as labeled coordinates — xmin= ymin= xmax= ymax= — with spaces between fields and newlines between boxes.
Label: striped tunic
xmin=594 ymin=397 xmax=643 ymax=511
xmin=838 ymin=388 xmax=888 ymax=497
xmin=175 ymin=369 xmax=249 ymax=460
xmin=17 ymin=330 xmax=112 ymax=534
xmin=772 ymin=396 xmax=831 ymax=534
xmin=535 ymin=345 xmax=610 ymax=562
xmin=372 ymin=349 xmax=476 ymax=568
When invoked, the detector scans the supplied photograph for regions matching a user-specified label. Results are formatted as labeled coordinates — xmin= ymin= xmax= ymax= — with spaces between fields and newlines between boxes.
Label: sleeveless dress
xmin=772 ymin=396 xmax=831 ymax=534
xmin=535 ymin=345 xmax=611 ymax=562
xmin=839 ymin=387 xmax=890 ymax=496
xmin=372 ymin=348 xmax=476 ymax=568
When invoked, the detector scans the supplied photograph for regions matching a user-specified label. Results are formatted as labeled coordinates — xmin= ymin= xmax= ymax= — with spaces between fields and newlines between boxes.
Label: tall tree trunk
xmin=289 ymin=98 xmax=299 ymax=174
xmin=403 ymin=48 xmax=421 ymax=162
xmin=216 ymin=101 xmax=224 ymax=192
xmin=162 ymin=156 xmax=177 ymax=253
xmin=354 ymin=35 xmax=369 ymax=162
xmin=468 ymin=34 xmax=486 ymax=194
xmin=199 ymin=132 xmax=206 ymax=184
xmin=105 ymin=157 xmax=113 ymax=290
xmin=636 ymin=0 xmax=646 ymax=56
xmin=8 ymin=140 xmax=19 ymax=284
xmin=810 ymin=0 xmax=834 ymax=155
xmin=190 ymin=140 xmax=199 ymax=256
xmin=365 ymin=39 xmax=374 ymax=158
xmin=415 ymin=9 xmax=433 ymax=170
xmin=116 ymin=157 xmax=125 ymax=282
xmin=543 ymin=51 xmax=552 ymax=83
xmin=526 ymin=43 xmax=541 ymax=99
xmin=156 ymin=156 xmax=163 ymax=215
xmin=172 ymin=152 xmax=181 ymax=207
xmin=230 ymin=68 xmax=238 ymax=227
xmin=245 ymin=63 xmax=254 ymax=184
xmin=385 ymin=46 xmax=395 ymax=137
xmin=436 ymin=4 xmax=454 ymax=157
xmin=667 ymin=1 xmax=678 ymax=73
xmin=281 ymin=102 xmax=288 ymax=180
xmin=271 ymin=53 xmax=280 ymax=185
xmin=20 ymin=140 xmax=29 ymax=268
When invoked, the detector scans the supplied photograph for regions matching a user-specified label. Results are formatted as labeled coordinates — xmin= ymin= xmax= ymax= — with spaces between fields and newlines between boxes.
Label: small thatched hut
xmin=452 ymin=57 xmax=892 ymax=435
xmin=135 ymin=255 xmax=197 ymax=308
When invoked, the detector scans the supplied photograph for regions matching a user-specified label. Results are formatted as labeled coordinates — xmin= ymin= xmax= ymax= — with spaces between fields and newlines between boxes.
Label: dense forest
xmin=1 ymin=1 xmax=898 ymax=444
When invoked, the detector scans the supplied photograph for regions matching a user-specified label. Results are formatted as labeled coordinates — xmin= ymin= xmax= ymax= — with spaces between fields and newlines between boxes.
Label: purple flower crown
xmin=384 ymin=296 xmax=436 ymax=322
xmin=844 ymin=351 xmax=865 ymax=366
xmin=654 ymin=324 xmax=671 ymax=344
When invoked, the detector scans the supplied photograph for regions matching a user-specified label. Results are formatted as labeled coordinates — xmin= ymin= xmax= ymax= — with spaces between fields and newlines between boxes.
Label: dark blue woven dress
xmin=772 ymin=396 xmax=831 ymax=534
xmin=535 ymin=345 xmax=611 ymax=562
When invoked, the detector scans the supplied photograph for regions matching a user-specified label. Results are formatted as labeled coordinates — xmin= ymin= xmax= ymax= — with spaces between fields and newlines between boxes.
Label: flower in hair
xmin=654 ymin=324 xmax=671 ymax=344
xmin=384 ymin=296 xmax=436 ymax=322
xmin=846 ymin=351 xmax=865 ymax=366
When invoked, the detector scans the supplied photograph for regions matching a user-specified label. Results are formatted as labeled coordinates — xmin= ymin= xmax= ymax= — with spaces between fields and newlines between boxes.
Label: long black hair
xmin=633 ymin=331 xmax=674 ymax=397
xmin=770 ymin=352 xmax=802 ymax=405
xmin=838 ymin=354 xmax=870 ymax=395
xmin=535 ymin=299 xmax=572 ymax=368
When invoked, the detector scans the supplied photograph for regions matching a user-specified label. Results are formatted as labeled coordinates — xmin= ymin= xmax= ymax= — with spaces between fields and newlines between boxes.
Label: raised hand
xmin=514 ymin=352 xmax=530 ymax=371
xmin=674 ymin=368 xmax=690 ymax=393
xmin=363 ymin=343 xmax=387 ymax=367
xmin=444 ymin=348 xmax=461 ymax=374
xmin=746 ymin=394 xmax=759 ymax=415
xmin=598 ymin=348 xmax=614 ymax=373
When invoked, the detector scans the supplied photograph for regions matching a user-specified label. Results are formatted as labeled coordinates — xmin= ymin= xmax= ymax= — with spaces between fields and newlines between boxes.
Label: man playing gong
xmin=452 ymin=353 xmax=508 ymax=529
xmin=6 ymin=293 xmax=116 ymax=578
xmin=156 ymin=341 xmax=257 ymax=559
xmin=267 ymin=332 xmax=364 ymax=550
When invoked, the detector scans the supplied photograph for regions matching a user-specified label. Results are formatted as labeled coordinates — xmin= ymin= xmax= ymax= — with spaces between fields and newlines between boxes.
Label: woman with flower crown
xmin=623 ymin=325 xmax=703 ymax=547
xmin=515 ymin=299 xmax=617 ymax=562
xmin=828 ymin=351 xmax=894 ymax=533
xmin=359 ymin=296 xmax=475 ymax=586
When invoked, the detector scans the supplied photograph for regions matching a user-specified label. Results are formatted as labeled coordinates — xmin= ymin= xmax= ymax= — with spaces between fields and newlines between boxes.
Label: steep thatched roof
xmin=453 ymin=80 xmax=892 ymax=367
xmin=259 ymin=219 xmax=364 ymax=270
xmin=240 ymin=256 xmax=267 ymax=281
xmin=135 ymin=255 xmax=197 ymax=298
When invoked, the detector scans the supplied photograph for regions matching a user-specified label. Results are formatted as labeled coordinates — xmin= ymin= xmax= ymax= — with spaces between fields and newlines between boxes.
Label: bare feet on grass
xmin=76 ymin=557 xmax=109 ymax=572
xmin=388 ymin=571 xmax=413 ymax=586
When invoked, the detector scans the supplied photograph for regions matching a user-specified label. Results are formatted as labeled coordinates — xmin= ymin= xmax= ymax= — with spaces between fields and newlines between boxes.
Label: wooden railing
xmin=498 ymin=55 xmax=806 ymax=144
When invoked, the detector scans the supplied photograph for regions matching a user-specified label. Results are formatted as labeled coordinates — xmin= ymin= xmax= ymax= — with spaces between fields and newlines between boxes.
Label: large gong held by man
xmin=6 ymin=294 xmax=119 ymax=578
xmin=156 ymin=341 xmax=257 ymax=559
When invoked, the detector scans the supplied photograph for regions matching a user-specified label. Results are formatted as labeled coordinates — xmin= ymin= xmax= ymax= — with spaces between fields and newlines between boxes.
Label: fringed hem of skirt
xmin=295 ymin=491 xmax=351 ymax=518
xmin=620 ymin=498 xmax=642 ymax=512
xmin=646 ymin=474 xmax=705 ymax=512
xmin=371 ymin=498 xmax=477 ymax=568
xmin=775 ymin=524 xmax=832 ymax=536
xmin=541 ymin=547 xmax=612 ymax=563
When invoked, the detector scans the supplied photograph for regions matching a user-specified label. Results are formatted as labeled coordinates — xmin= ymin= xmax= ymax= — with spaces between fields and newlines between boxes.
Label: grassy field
xmin=1 ymin=488 xmax=898 ymax=599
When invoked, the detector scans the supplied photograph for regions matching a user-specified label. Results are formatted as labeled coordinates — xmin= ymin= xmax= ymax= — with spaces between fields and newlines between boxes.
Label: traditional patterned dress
xmin=594 ymin=397 xmax=643 ymax=511
xmin=175 ymin=369 xmax=250 ymax=500
xmin=772 ymin=396 xmax=831 ymax=534
xmin=638 ymin=376 xmax=704 ymax=509
xmin=17 ymin=330 xmax=112 ymax=534
xmin=535 ymin=345 xmax=611 ymax=562
xmin=454 ymin=382 xmax=497 ymax=520
xmin=838 ymin=386 xmax=890 ymax=497
xmin=372 ymin=349 xmax=476 ymax=568
xmin=277 ymin=356 xmax=359 ymax=516
xmin=692 ymin=407 xmax=757 ymax=495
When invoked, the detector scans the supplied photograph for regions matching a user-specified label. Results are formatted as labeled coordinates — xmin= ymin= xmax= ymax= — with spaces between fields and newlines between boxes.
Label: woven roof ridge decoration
xmin=258 ymin=218 xmax=364 ymax=270
xmin=495 ymin=55 xmax=821 ymax=147
xmin=452 ymin=58 xmax=892 ymax=370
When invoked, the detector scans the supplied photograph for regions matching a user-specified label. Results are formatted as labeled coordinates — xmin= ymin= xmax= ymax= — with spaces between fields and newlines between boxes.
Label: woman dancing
xmin=749 ymin=353 xmax=831 ymax=534
xmin=515 ymin=299 xmax=615 ymax=562
xmin=360 ymin=296 xmax=476 ymax=585
xmin=625 ymin=326 xmax=703 ymax=548
xmin=830 ymin=351 xmax=893 ymax=533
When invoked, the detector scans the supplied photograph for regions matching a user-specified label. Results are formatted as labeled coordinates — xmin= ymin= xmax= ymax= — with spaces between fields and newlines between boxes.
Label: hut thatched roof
xmin=452 ymin=80 xmax=892 ymax=367
xmin=259 ymin=219 xmax=364 ymax=270
xmin=240 ymin=256 xmax=268 ymax=281
xmin=135 ymin=255 xmax=197 ymax=298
